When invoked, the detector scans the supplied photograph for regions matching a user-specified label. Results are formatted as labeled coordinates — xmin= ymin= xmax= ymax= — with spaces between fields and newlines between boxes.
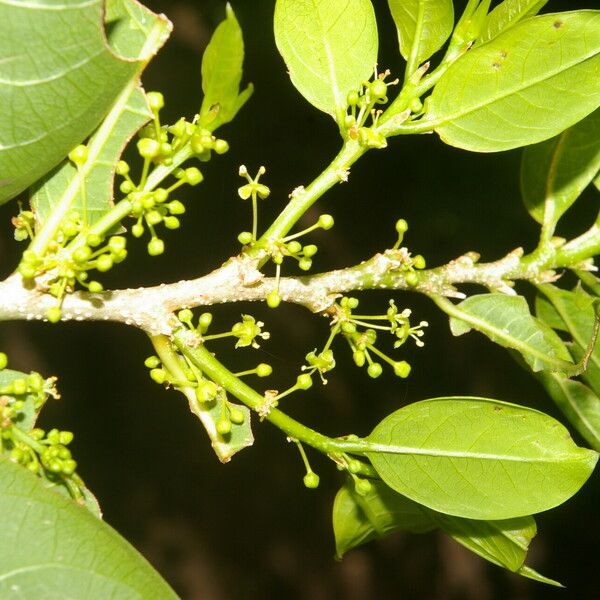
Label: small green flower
xmin=231 ymin=315 xmax=270 ymax=349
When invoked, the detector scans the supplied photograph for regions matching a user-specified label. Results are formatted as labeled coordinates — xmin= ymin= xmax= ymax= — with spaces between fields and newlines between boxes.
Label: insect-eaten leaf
xmin=428 ymin=11 xmax=600 ymax=152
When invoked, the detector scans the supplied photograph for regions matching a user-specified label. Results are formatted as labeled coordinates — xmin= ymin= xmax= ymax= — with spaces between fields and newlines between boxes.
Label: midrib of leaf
xmin=0 ymin=0 xmax=97 ymax=9
xmin=29 ymin=18 xmax=165 ymax=254
xmin=406 ymin=1 xmax=426 ymax=79
xmin=312 ymin=0 xmax=344 ymax=120
xmin=430 ymin=26 xmax=600 ymax=126
xmin=29 ymin=76 xmax=139 ymax=252
xmin=365 ymin=441 xmax=586 ymax=462
xmin=542 ymin=129 xmax=570 ymax=228
xmin=540 ymin=286 xmax=600 ymax=372
xmin=547 ymin=374 xmax=600 ymax=446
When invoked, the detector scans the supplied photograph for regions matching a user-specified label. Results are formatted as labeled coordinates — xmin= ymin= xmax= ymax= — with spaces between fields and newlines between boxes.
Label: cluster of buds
xmin=344 ymin=69 xmax=399 ymax=147
xmin=0 ymin=354 xmax=86 ymax=501
xmin=302 ymin=296 xmax=427 ymax=382
xmin=14 ymin=91 xmax=230 ymax=322
xmin=17 ymin=221 xmax=129 ymax=321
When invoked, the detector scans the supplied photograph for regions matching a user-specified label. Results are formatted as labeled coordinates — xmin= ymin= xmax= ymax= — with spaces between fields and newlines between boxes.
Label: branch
xmin=2 ymin=225 xmax=598 ymax=334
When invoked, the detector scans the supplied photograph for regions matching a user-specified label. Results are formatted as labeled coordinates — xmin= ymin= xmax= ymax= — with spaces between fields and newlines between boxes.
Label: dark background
xmin=0 ymin=1 xmax=598 ymax=598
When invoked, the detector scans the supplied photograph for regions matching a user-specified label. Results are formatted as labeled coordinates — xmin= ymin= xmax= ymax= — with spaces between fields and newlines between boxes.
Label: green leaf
xmin=274 ymin=0 xmax=378 ymax=123
xmin=30 ymin=0 xmax=171 ymax=228
xmin=0 ymin=457 xmax=177 ymax=599
xmin=536 ymin=373 xmax=600 ymax=452
xmin=365 ymin=397 xmax=598 ymax=519
xmin=202 ymin=400 xmax=254 ymax=463
xmin=333 ymin=481 xmax=434 ymax=558
xmin=0 ymin=0 xmax=169 ymax=205
xmin=200 ymin=4 xmax=253 ymax=129
xmin=447 ymin=293 xmax=574 ymax=373
xmin=387 ymin=0 xmax=454 ymax=66
xmin=427 ymin=11 xmax=600 ymax=152
xmin=479 ymin=0 xmax=548 ymax=44
xmin=536 ymin=284 xmax=600 ymax=384
xmin=333 ymin=480 xmax=561 ymax=584
xmin=0 ymin=368 xmax=43 ymax=432
xmin=521 ymin=108 xmax=600 ymax=227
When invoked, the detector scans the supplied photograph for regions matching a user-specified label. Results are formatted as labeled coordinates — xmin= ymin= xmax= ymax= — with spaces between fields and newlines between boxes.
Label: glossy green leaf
xmin=30 ymin=0 xmax=171 ymax=227
xmin=200 ymin=4 xmax=253 ymax=129
xmin=274 ymin=0 xmax=378 ymax=122
xmin=521 ymin=108 xmax=600 ymax=226
xmin=428 ymin=11 xmax=600 ymax=152
xmin=448 ymin=293 xmax=574 ymax=373
xmin=536 ymin=373 xmax=600 ymax=452
xmin=333 ymin=481 xmax=434 ymax=558
xmin=0 ymin=457 xmax=177 ymax=599
xmin=0 ymin=0 xmax=169 ymax=205
xmin=333 ymin=480 xmax=560 ymax=584
xmin=536 ymin=285 xmax=600 ymax=381
xmin=534 ymin=294 xmax=568 ymax=332
xmin=479 ymin=0 xmax=548 ymax=44
xmin=387 ymin=0 xmax=454 ymax=66
xmin=366 ymin=397 xmax=598 ymax=519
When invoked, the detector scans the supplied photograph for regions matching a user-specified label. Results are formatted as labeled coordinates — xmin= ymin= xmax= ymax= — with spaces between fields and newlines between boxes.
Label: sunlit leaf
xmin=274 ymin=0 xmax=378 ymax=123
xmin=479 ymin=0 xmax=548 ymax=43
xmin=30 ymin=0 xmax=171 ymax=228
xmin=0 ymin=0 xmax=169 ymax=205
xmin=428 ymin=11 xmax=600 ymax=152
xmin=0 ymin=457 xmax=177 ymax=598
xmin=365 ymin=397 xmax=598 ymax=519
xmin=521 ymin=108 xmax=600 ymax=226
xmin=387 ymin=0 xmax=454 ymax=66
xmin=200 ymin=4 xmax=253 ymax=129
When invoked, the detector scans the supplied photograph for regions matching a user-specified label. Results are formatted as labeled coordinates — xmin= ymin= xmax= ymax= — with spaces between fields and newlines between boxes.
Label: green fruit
xmin=148 ymin=238 xmax=165 ymax=256
xmin=198 ymin=312 xmax=213 ymax=332
xmin=72 ymin=246 xmax=92 ymax=263
xmin=296 ymin=373 xmax=313 ymax=390
xmin=216 ymin=417 xmax=232 ymax=436
xmin=88 ymin=281 xmax=103 ymax=293
xmin=393 ymin=361 xmax=411 ymax=378
xmin=303 ymin=472 xmax=320 ymax=489
xmin=318 ymin=214 xmax=334 ymax=230
xmin=0 ymin=352 xmax=8 ymax=370
xmin=96 ymin=254 xmax=114 ymax=272
xmin=355 ymin=478 xmax=373 ymax=496
xmin=47 ymin=306 xmax=62 ymax=323
xmin=370 ymin=79 xmax=387 ymax=100
xmin=144 ymin=355 xmax=160 ymax=369
xmin=68 ymin=144 xmax=88 ymax=165
xmin=367 ymin=363 xmax=383 ymax=378
xmin=256 ymin=363 xmax=273 ymax=378
xmin=137 ymin=138 xmax=160 ymax=159
xmin=229 ymin=408 xmax=245 ymax=424
xmin=132 ymin=223 xmax=144 ymax=238
xmin=266 ymin=291 xmax=281 ymax=308
xmin=146 ymin=91 xmax=164 ymax=112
